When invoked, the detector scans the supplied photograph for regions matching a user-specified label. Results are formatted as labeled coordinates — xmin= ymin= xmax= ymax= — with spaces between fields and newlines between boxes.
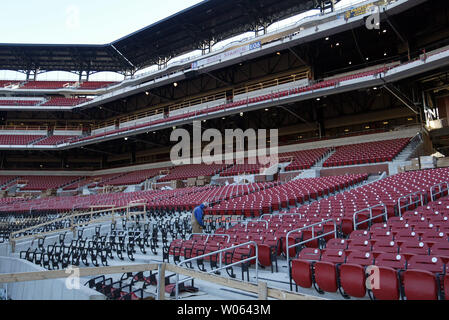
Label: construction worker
xmin=192 ymin=203 xmax=206 ymax=234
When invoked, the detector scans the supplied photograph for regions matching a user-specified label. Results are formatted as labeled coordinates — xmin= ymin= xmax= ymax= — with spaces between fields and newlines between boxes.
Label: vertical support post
xmin=157 ymin=263 xmax=166 ymax=300
xmin=258 ymin=281 xmax=268 ymax=300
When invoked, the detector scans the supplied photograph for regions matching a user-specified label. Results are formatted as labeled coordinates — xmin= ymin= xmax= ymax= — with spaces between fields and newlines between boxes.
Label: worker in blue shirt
xmin=192 ymin=203 xmax=206 ymax=233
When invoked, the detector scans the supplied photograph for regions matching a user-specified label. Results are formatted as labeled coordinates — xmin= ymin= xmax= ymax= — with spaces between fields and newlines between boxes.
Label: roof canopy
xmin=0 ymin=0 xmax=326 ymax=73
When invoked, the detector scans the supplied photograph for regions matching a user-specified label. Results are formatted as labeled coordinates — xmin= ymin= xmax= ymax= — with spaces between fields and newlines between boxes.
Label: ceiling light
xmin=173 ymin=82 xmax=178 ymax=87
xmin=276 ymin=52 xmax=281 ymax=56
xmin=145 ymin=91 xmax=149 ymax=95
xmin=365 ymin=126 xmax=370 ymax=129
xmin=373 ymin=87 xmax=377 ymax=90
xmin=344 ymin=129 xmax=350 ymax=132
xmin=325 ymin=37 xmax=329 ymax=41
xmin=383 ymin=29 xmax=387 ymax=33
xmin=336 ymin=42 xmax=340 ymax=46
xmin=124 ymin=137 xmax=128 ymax=141
xmin=222 ymin=117 xmax=226 ymax=120
xmin=366 ymin=57 xmax=369 ymax=61
xmin=349 ymin=61 xmax=352 ymax=65
xmin=316 ymin=98 xmax=321 ymax=101
xmin=384 ymin=52 xmax=387 ymax=56
xmin=240 ymin=112 xmax=244 ymax=116
xmin=383 ymin=121 xmax=389 ymax=125
xmin=265 ymin=108 xmax=269 ymax=111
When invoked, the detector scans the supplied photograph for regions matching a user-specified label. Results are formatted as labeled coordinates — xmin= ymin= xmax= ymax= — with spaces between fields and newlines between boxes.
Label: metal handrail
xmin=397 ymin=191 xmax=424 ymax=217
xmin=286 ymin=218 xmax=337 ymax=290
xmin=243 ymin=219 xmax=268 ymax=231
xmin=430 ymin=181 xmax=449 ymax=202
xmin=353 ymin=203 xmax=388 ymax=230
xmin=188 ymin=233 xmax=230 ymax=243
xmin=175 ymin=241 xmax=259 ymax=300
xmin=259 ymin=212 xmax=303 ymax=222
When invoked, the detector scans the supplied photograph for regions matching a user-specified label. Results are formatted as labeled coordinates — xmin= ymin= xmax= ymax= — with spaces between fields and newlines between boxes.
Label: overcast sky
xmin=0 ymin=0 xmax=363 ymax=80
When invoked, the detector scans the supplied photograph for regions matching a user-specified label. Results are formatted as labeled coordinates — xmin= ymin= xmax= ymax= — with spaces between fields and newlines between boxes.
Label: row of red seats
xmin=219 ymin=163 xmax=269 ymax=176
xmin=283 ymin=148 xmax=329 ymax=171
xmin=105 ymin=168 xmax=163 ymax=186
xmin=147 ymin=182 xmax=278 ymax=211
xmin=0 ymin=100 xmax=42 ymax=106
xmin=168 ymin=235 xmax=259 ymax=278
xmin=291 ymin=195 xmax=449 ymax=300
xmin=19 ymin=176 xmax=83 ymax=191
xmin=1 ymin=80 xmax=117 ymax=90
xmin=0 ymin=184 xmax=216 ymax=213
xmin=21 ymin=81 xmax=76 ymax=89
xmin=323 ymin=138 xmax=410 ymax=167
xmin=34 ymin=135 xmax=79 ymax=145
xmin=287 ymin=168 xmax=449 ymax=235
xmin=205 ymin=175 xmax=367 ymax=216
xmin=41 ymin=97 xmax=91 ymax=106
xmin=0 ymin=80 xmax=21 ymax=88
xmin=158 ymin=164 xmax=229 ymax=182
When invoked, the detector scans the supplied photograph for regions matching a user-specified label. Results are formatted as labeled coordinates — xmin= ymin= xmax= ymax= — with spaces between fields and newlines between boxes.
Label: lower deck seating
xmin=291 ymin=193 xmax=449 ymax=300
xmin=206 ymin=175 xmax=367 ymax=217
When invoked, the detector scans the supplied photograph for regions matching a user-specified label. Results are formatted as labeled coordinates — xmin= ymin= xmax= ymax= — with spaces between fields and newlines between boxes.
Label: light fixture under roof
xmin=173 ymin=82 xmax=178 ymax=87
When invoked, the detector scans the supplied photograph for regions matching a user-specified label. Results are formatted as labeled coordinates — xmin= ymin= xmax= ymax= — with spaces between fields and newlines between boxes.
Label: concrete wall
xmin=169 ymin=99 xmax=227 ymax=117
xmin=53 ymin=130 xmax=82 ymax=136
xmin=92 ymin=125 xmax=116 ymax=136
xmin=119 ymin=113 xmax=164 ymax=129
xmin=0 ymin=256 xmax=103 ymax=300
xmin=233 ymin=79 xmax=308 ymax=101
